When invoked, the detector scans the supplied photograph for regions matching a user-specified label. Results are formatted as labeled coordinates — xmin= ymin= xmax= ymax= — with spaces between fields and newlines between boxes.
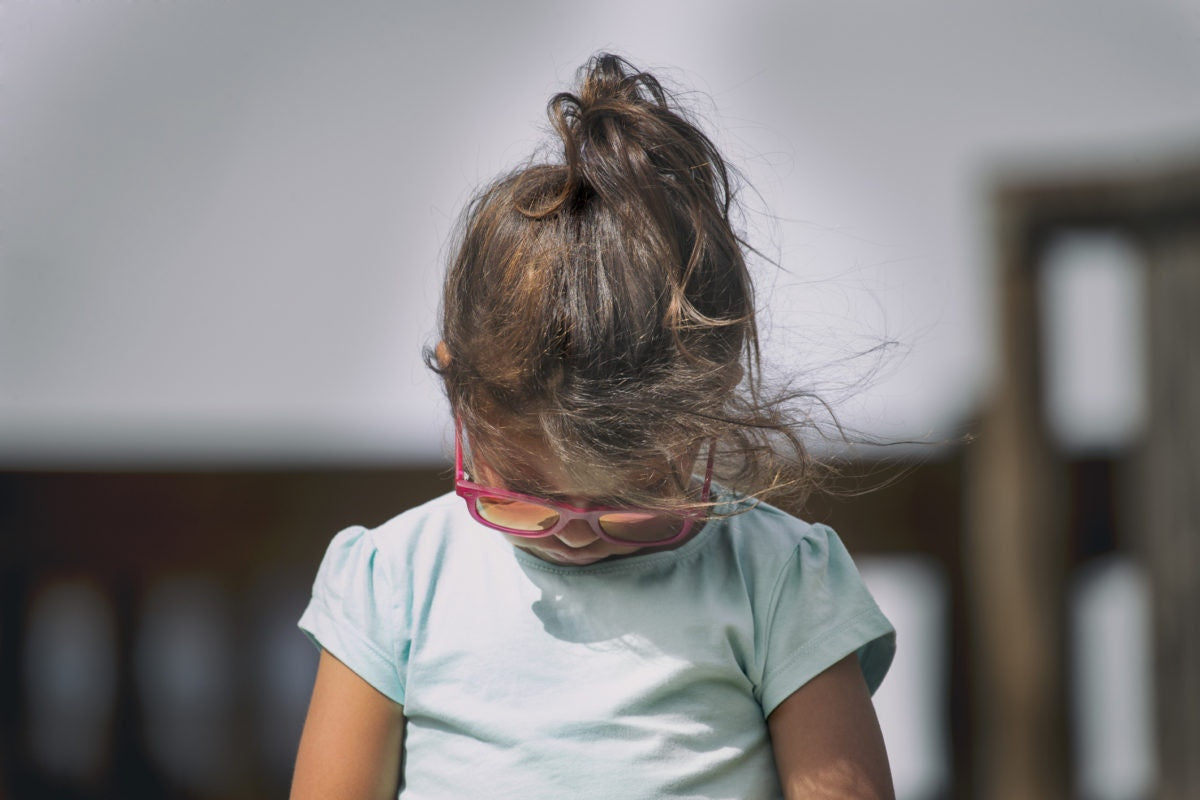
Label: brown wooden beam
xmin=1140 ymin=225 xmax=1200 ymax=799
xmin=967 ymin=201 xmax=1070 ymax=799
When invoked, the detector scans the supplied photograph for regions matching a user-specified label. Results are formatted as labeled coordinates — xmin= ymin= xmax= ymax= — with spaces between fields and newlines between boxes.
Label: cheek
xmin=500 ymin=533 xmax=535 ymax=549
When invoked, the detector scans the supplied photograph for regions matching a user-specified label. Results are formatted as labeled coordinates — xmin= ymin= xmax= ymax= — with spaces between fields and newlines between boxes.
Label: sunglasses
xmin=454 ymin=423 xmax=714 ymax=546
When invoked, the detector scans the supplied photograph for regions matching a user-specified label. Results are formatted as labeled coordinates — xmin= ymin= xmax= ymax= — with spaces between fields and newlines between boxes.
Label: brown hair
xmin=429 ymin=53 xmax=821 ymax=510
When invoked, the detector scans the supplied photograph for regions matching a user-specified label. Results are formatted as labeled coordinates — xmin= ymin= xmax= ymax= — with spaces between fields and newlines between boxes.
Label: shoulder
xmin=710 ymin=494 xmax=895 ymax=708
xmin=351 ymin=490 xmax=473 ymax=561
xmin=369 ymin=490 xmax=465 ymax=544
xmin=714 ymin=495 xmax=848 ymax=579
xmin=305 ymin=490 xmax=463 ymax=598
xmin=310 ymin=491 xmax=489 ymax=599
xmin=700 ymin=496 xmax=865 ymax=626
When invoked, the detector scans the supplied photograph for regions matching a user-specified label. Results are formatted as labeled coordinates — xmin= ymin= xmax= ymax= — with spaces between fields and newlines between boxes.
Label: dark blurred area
xmin=1 ymin=467 xmax=447 ymax=799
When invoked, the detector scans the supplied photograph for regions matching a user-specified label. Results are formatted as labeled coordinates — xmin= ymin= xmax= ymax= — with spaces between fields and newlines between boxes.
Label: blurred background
xmin=2 ymin=1 xmax=1198 ymax=797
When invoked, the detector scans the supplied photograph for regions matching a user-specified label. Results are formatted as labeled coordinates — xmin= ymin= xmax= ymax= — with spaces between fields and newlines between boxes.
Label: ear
xmin=435 ymin=340 xmax=452 ymax=369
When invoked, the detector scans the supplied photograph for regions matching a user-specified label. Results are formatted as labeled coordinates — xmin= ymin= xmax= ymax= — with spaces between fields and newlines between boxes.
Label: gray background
xmin=4 ymin=0 xmax=1199 ymax=466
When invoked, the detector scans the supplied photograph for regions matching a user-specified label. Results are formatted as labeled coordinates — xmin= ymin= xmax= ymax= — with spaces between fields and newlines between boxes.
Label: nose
xmin=554 ymin=518 xmax=600 ymax=548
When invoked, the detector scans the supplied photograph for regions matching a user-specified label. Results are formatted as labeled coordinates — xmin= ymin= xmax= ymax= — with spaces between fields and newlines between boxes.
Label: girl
xmin=291 ymin=54 xmax=896 ymax=800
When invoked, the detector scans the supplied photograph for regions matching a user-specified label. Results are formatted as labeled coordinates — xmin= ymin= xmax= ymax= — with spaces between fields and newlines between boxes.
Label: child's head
xmin=431 ymin=53 xmax=813 ymax=510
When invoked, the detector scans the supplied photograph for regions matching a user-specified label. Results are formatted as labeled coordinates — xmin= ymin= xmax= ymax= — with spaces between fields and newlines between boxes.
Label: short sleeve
xmin=298 ymin=525 xmax=408 ymax=705
xmin=757 ymin=523 xmax=895 ymax=716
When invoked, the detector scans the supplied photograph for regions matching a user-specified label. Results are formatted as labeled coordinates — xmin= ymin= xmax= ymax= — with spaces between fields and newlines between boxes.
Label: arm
xmin=767 ymin=654 xmax=895 ymax=800
xmin=291 ymin=649 xmax=406 ymax=800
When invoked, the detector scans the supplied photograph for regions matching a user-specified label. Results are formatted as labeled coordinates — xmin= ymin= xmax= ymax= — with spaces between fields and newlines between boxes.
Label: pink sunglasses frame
xmin=454 ymin=423 xmax=715 ymax=546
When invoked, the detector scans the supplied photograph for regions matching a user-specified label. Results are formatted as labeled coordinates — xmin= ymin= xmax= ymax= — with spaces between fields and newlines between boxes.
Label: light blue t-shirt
xmin=299 ymin=490 xmax=894 ymax=799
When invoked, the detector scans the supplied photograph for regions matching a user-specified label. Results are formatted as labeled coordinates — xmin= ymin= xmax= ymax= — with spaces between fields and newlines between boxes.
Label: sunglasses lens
xmin=598 ymin=511 xmax=687 ymax=543
xmin=475 ymin=496 xmax=560 ymax=533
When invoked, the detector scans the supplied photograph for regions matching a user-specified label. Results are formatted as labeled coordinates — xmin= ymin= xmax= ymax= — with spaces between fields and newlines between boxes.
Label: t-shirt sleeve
xmin=298 ymin=525 xmax=408 ymax=706
xmin=756 ymin=522 xmax=896 ymax=716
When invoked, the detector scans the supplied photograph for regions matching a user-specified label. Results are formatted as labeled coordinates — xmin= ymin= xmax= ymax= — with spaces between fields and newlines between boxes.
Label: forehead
xmin=464 ymin=427 xmax=673 ymax=501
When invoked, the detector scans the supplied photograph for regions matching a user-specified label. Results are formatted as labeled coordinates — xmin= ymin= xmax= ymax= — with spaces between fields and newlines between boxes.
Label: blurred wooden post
xmin=967 ymin=204 xmax=1069 ymax=799
xmin=973 ymin=159 xmax=1200 ymax=799
xmin=1142 ymin=224 xmax=1200 ymax=800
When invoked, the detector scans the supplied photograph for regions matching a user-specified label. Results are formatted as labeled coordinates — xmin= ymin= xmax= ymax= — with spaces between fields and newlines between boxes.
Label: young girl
xmin=291 ymin=54 xmax=896 ymax=800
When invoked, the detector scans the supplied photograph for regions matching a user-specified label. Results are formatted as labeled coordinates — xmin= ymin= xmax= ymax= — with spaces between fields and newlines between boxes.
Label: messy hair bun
xmin=430 ymin=53 xmax=819 ymax=510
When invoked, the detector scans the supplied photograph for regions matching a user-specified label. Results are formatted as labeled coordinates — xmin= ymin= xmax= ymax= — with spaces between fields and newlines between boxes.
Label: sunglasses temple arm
xmin=701 ymin=442 xmax=715 ymax=503
xmin=454 ymin=417 xmax=464 ymax=480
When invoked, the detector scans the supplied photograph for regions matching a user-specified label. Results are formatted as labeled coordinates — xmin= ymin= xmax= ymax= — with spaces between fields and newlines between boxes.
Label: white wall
xmin=4 ymin=0 xmax=1199 ymax=466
